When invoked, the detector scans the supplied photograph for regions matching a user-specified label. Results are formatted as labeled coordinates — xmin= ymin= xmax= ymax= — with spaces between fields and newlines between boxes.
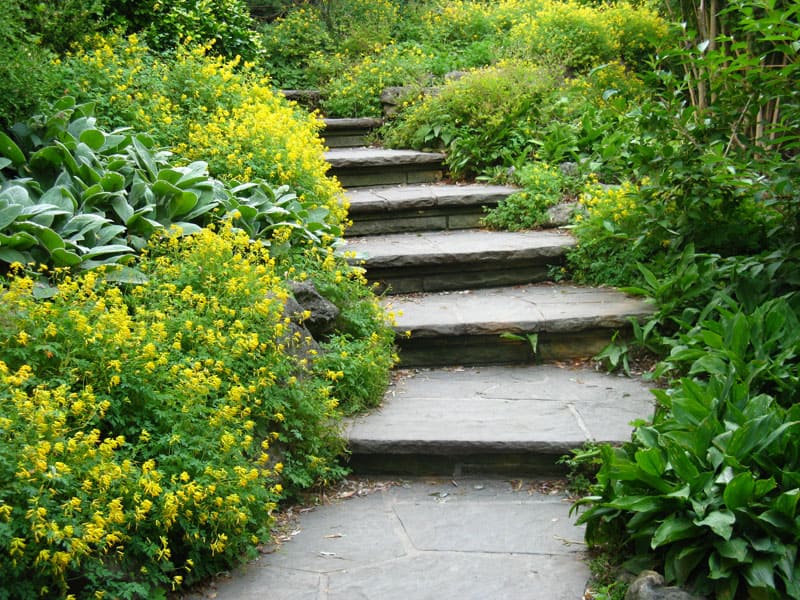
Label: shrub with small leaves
xmin=482 ymin=162 xmax=565 ymax=230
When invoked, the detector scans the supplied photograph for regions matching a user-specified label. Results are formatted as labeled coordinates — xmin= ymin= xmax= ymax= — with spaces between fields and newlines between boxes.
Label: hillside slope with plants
xmin=1 ymin=0 xmax=798 ymax=598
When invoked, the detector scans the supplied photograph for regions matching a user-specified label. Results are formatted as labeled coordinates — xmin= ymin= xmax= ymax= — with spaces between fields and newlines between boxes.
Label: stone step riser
xmin=326 ymin=148 xmax=445 ymax=188
xmin=332 ymin=166 xmax=443 ymax=188
xmin=345 ymin=184 xmax=514 ymax=236
xmin=347 ymin=206 xmax=491 ymax=236
xmin=363 ymin=259 xmax=562 ymax=295
xmin=322 ymin=117 xmax=384 ymax=148
xmin=394 ymin=327 xmax=625 ymax=367
xmin=385 ymin=283 xmax=654 ymax=368
xmin=347 ymin=453 xmax=568 ymax=477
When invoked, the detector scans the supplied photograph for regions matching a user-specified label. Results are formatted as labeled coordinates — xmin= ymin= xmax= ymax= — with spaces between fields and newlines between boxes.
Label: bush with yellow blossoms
xmin=54 ymin=33 xmax=346 ymax=228
xmin=0 ymin=223 xmax=384 ymax=597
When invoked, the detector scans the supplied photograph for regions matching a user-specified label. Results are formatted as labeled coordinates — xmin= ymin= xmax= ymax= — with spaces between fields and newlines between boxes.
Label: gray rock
xmin=625 ymin=571 xmax=706 ymax=600
xmin=545 ymin=201 xmax=577 ymax=227
xmin=288 ymin=280 xmax=340 ymax=338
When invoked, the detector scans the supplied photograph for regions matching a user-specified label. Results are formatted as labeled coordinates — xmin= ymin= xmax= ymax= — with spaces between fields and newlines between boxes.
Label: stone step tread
xmin=346 ymin=364 xmax=654 ymax=455
xmin=325 ymin=147 xmax=445 ymax=168
xmin=343 ymin=229 xmax=575 ymax=268
xmin=386 ymin=283 xmax=654 ymax=338
xmin=323 ymin=117 xmax=384 ymax=131
xmin=346 ymin=183 xmax=517 ymax=214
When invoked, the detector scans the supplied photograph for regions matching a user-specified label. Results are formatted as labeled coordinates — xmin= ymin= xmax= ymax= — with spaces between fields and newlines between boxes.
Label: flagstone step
xmin=343 ymin=229 xmax=576 ymax=294
xmin=346 ymin=364 xmax=654 ymax=476
xmin=326 ymin=147 xmax=445 ymax=187
xmin=322 ymin=117 xmax=384 ymax=148
xmin=385 ymin=283 xmax=654 ymax=367
xmin=345 ymin=183 xmax=517 ymax=236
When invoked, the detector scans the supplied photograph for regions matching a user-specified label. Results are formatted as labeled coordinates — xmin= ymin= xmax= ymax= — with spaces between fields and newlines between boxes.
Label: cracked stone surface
xmin=185 ymin=478 xmax=589 ymax=600
xmin=385 ymin=283 xmax=654 ymax=337
xmin=325 ymin=147 xmax=445 ymax=168
xmin=346 ymin=365 xmax=654 ymax=454
xmin=343 ymin=229 xmax=576 ymax=268
xmin=346 ymin=184 xmax=517 ymax=213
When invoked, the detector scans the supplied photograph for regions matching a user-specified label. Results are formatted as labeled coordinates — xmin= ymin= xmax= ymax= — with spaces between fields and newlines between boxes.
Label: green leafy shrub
xmin=0 ymin=225 xmax=349 ymax=597
xmin=383 ymin=60 xmax=560 ymax=177
xmin=107 ymin=0 xmax=262 ymax=60
xmin=574 ymin=359 xmax=800 ymax=598
xmin=603 ymin=2 xmax=672 ymax=69
xmin=322 ymin=43 xmax=435 ymax=118
xmin=260 ymin=6 xmax=335 ymax=89
xmin=0 ymin=4 xmax=59 ymax=128
xmin=416 ymin=0 xmax=536 ymax=47
xmin=567 ymin=180 xmax=659 ymax=286
xmin=482 ymin=162 xmax=565 ymax=230
xmin=15 ymin=0 xmax=108 ymax=53
xmin=319 ymin=0 xmax=399 ymax=55
xmin=504 ymin=1 xmax=616 ymax=73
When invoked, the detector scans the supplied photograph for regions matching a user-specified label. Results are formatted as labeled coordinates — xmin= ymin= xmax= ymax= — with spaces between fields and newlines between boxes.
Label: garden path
xmin=187 ymin=119 xmax=655 ymax=599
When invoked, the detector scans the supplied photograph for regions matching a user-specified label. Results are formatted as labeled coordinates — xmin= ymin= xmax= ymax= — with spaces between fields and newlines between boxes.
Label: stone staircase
xmin=325 ymin=118 xmax=655 ymax=477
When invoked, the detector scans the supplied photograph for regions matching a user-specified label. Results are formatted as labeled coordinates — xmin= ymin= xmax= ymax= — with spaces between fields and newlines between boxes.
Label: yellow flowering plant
xmin=0 ymin=226 xmax=359 ymax=597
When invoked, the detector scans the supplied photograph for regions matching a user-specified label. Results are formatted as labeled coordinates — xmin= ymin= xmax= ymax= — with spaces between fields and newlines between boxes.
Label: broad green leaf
xmin=652 ymin=515 xmax=700 ymax=548
xmin=0 ymin=204 xmax=23 ymax=229
xmin=39 ymin=186 xmax=76 ymax=214
xmin=714 ymin=538 xmax=751 ymax=563
xmin=608 ymin=495 xmax=671 ymax=513
xmin=0 ymin=185 xmax=32 ymax=206
xmin=111 ymin=197 xmax=135 ymax=223
xmin=0 ymin=247 xmax=28 ymax=263
xmin=79 ymin=128 xmax=105 ymax=151
xmin=95 ymin=224 xmax=126 ymax=246
xmin=0 ymin=157 xmax=11 ymax=170
xmin=695 ymin=510 xmax=736 ymax=540
xmin=636 ymin=447 xmax=666 ymax=477
xmin=775 ymin=489 xmax=800 ymax=518
xmin=175 ymin=161 xmax=210 ymax=188
xmin=168 ymin=191 xmax=198 ymax=218
xmin=157 ymin=168 xmax=183 ymax=185
xmin=0 ymin=131 xmax=25 ymax=165
xmin=708 ymin=551 xmax=733 ymax=580
xmin=744 ymin=558 xmax=775 ymax=590
xmin=724 ymin=473 xmax=754 ymax=510
xmin=51 ymin=247 xmax=82 ymax=267
xmin=152 ymin=179 xmax=182 ymax=198
xmin=0 ymin=231 xmax=37 ymax=249
xmin=171 ymin=222 xmax=202 ymax=235
xmin=29 ymin=145 xmax=65 ymax=169
xmin=103 ymin=266 xmax=149 ymax=285
xmin=100 ymin=172 xmax=125 ymax=193
xmin=666 ymin=544 xmax=706 ymax=584
xmin=757 ymin=509 xmax=792 ymax=531
xmin=36 ymin=226 xmax=66 ymax=252
xmin=82 ymin=244 xmax=134 ymax=259
xmin=664 ymin=441 xmax=700 ymax=480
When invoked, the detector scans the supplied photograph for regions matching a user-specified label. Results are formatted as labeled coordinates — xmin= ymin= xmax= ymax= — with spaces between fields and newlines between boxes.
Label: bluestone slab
xmin=386 ymin=284 xmax=654 ymax=338
xmin=344 ymin=229 xmax=575 ymax=268
xmin=346 ymin=365 xmax=654 ymax=457
xmin=345 ymin=183 xmax=516 ymax=214
xmin=185 ymin=478 xmax=590 ymax=600
xmin=325 ymin=147 xmax=444 ymax=169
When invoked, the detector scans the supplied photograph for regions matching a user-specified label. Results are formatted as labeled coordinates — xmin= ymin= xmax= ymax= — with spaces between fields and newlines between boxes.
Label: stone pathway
xmin=189 ymin=119 xmax=656 ymax=599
